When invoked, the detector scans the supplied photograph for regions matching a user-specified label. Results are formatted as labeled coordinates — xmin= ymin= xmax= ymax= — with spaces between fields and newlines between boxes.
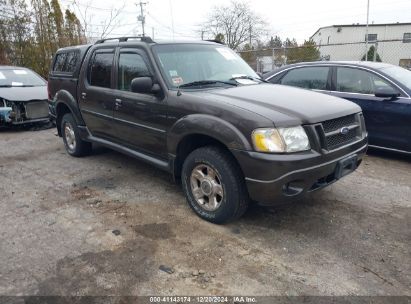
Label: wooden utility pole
xmin=249 ymin=24 xmax=252 ymax=46
xmin=137 ymin=1 xmax=147 ymax=36
xmin=365 ymin=0 xmax=370 ymax=61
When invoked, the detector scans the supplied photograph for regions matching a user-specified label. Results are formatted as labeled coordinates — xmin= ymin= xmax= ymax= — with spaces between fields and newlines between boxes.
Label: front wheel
xmin=61 ymin=113 xmax=92 ymax=157
xmin=181 ymin=146 xmax=249 ymax=224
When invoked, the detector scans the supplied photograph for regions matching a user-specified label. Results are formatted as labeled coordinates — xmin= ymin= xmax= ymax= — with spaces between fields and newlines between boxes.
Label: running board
xmin=78 ymin=126 xmax=170 ymax=172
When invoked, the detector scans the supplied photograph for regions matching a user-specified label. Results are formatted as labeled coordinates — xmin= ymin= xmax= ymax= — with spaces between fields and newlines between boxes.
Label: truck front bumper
xmin=231 ymin=137 xmax=368 ymax=205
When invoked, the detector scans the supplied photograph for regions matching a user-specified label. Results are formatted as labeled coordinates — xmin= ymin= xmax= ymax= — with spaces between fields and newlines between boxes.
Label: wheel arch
xmin=168 ymin=114 xmax=251 ymax=180
xmin=54 ymin=90 xmax=85 ymax=136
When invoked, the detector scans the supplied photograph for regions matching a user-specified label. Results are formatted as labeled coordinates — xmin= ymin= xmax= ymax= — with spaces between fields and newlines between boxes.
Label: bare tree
xmin=202 ymin=1 xmax=268 ymax=50
xmin=70 ymin=0 xmax=126 ymax=42
xmin=98 ymin=5 xmax=124 ymax=38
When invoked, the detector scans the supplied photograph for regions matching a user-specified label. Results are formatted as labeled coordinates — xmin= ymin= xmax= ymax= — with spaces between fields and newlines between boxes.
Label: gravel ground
xmin=0 ymin=128 xmax=410 ymax=296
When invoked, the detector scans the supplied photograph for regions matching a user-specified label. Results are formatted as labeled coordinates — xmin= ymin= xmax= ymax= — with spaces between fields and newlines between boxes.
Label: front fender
xmin=54 ymin=90 xmax=85 ymax=125
xmin=167 ymin=114 xmax=252 ymax=154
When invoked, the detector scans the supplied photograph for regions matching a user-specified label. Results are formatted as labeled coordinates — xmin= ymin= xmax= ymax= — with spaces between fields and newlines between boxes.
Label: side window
xmin=268 ymin=72 xmax=286 ymax=84
xmin=336 ymin=67 xmax=395 ymax=95
xmin=280 ymin=67 xmax=329 ymax=90
xmin=53 ymin=51 xmax=79 ymax=73
xmin=53 ymin=53 xmax=67 ymax=72
xmin=89 ymin=52 xmax=114 ymax=88
xmin=118 ymin=52 xmax=151 ymax=91
xmin=65 ymin=52 xmax=79 ymax=73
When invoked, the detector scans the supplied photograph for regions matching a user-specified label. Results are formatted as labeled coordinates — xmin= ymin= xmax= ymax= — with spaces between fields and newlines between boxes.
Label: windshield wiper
xmin=179 ymin=80 xmax=237 ymax=88
xmin=230 ymin=75 xmax=269 ymax=83
xmin=0 ymin=85 xmax=12 ymax=88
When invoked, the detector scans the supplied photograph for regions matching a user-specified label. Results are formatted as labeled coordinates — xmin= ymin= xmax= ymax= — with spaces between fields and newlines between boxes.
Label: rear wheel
xmin=61 ymin=113 xmax=92 ymax=157
xmin=181 ymin=146 xmax=249 ymax=224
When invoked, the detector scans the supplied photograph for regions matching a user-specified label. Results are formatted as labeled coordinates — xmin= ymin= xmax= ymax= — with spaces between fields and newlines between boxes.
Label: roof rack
xmin=95 ymin=36 xmax=154 ymax=44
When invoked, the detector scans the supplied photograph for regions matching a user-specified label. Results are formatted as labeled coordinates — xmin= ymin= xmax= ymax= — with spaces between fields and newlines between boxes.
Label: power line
xmin=59 ymin=0 xmax=136 ymax=14
xmin=146 ymin=13 xmax=198 ymax=39
xmin=0 ymin=11 xmax=171 ymax=39
xmin=0 ymin=10 xmax=138 ymax=35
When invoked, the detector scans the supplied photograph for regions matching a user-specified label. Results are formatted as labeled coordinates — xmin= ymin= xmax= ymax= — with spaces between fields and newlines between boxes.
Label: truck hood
xmin=0 ymin=86 xmax=48 ymax=102
xmin=200 ymin=84 xmax=361 ymax=126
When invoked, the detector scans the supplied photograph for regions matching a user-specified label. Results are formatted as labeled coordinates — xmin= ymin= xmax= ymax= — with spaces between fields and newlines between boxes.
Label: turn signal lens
xmin=252 ymin=128 xmax=285 ymax=152
xmin=252 ymin=126 xmax=310 ymax=153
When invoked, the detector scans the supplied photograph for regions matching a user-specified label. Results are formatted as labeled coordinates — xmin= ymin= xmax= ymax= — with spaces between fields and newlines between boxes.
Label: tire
xmin=181 ymin=146 xmax=249 ymax=224
xmin=61 ymin=113 xmax=92 ymax=157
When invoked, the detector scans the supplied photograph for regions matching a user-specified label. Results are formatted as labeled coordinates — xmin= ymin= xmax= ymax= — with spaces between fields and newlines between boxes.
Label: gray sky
xmin=59 ymin=0 xmax=411 ymax=43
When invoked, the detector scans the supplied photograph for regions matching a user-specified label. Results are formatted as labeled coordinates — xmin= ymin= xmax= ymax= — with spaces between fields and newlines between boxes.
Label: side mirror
xmin=374 ymin=87 xmax=400 ymax=99
xmin=130 ymin=77 xmax=161 ymax=94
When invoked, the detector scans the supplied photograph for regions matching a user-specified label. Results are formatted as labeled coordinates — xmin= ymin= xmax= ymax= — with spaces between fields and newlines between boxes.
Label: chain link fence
xmin=239 ymin=39 xmax=411 ymax=73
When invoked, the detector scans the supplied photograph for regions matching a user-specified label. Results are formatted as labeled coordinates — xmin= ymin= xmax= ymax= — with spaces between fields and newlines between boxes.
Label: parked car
xmin=48 ymin=37 xmax=367 ymax=223
xmin=0 ymin=66 xmax=49 ymax=126
xmin=264 ymin=61 xmax=411 ymax=154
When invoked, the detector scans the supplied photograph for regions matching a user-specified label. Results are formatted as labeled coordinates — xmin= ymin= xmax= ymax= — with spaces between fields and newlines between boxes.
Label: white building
xmin=311 ymin=23 xmax=411 ymax=67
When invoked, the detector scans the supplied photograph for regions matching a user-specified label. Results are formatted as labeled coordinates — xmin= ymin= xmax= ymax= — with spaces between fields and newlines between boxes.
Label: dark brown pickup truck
xmin=48 ymin=37 xmax=368 ymax=223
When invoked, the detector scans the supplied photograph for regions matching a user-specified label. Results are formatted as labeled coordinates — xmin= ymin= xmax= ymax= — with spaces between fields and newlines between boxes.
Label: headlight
xmin=252 ymin=126 xmax=310 ymax=153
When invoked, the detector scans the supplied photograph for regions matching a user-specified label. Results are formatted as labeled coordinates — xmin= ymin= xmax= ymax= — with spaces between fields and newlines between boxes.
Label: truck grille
xmin=325 ymin=128 xmax=358 ymax=149
xmin=322 ymin=114 xmax=356 ymax=133
xmin=317 ymin=114 xmax=363 ymax=151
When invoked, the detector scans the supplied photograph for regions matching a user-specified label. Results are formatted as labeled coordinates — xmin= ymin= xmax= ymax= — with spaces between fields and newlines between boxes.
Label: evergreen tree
xmin=287 ymin=39 xmax=320 ymax=64
xmin=284 ymin=38 xmax=298 ymax=47
xmin=0 ymin=0 xmax=85 ymax=77
xmin=361 ymin=45 xmax=382 ymax=62
xmin=267 ymin=35 xmax=282 ymax=48
xmin=50 ymin=0 xmax=65 ymax=46
xmin=214 ymin=33 xmax=225 ymax=43
xmin=0 ymin=0 xmax=32 ymax=66
xmin=239 ymin=43 xmax=257 ymax=70
xmin=0 ymin=0 xmax=10 ymax=64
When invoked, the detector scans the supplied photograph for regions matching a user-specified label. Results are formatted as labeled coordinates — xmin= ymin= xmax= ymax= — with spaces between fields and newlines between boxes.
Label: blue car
xmin=264 ymin=61 xmax=411 ymax=154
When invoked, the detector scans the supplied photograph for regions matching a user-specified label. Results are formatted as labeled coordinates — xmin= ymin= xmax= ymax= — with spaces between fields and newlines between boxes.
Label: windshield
xmin=379 ymin=66 xmax=411 ymax=91
xmin=0 ymin=68 xmax=46 ymax=87
xmin=152 ymin=44 xmax=259 ymax=88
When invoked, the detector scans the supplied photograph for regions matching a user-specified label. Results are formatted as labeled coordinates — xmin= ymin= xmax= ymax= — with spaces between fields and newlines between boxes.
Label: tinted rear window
xmin=89 ymin=52 xmax=113 ymax=88
xmin=65 ymin=52 xmax=79 ymax=72
xmin=54 ymin=53 xmax=67 ymax=72
xmin=53 ymin=51 xmax=79 ymax=73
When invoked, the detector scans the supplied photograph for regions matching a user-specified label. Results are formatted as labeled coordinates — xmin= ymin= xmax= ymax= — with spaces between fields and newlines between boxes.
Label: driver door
xmin=112 ymin=48 xmax=168 ymax=158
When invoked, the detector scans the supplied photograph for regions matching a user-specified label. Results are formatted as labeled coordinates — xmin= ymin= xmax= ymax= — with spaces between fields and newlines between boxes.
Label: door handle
xmin=115 ymin=98 xmax=122 ymax=109
xmin=81 ymin=92 xmax=87 ymax=100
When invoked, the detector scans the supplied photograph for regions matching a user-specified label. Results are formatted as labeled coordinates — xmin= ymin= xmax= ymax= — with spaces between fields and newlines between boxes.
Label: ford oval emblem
xmin=340 ymin=127 xmax=350 ymax=135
